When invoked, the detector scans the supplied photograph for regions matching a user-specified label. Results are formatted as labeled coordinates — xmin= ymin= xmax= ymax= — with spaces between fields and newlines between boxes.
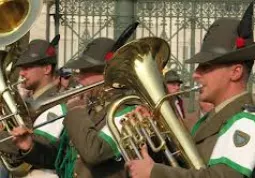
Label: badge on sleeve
xmin=233 ymin=130 xmax=250 ymax=147
xmin=47 ymin=112 xmax=58 ymax=121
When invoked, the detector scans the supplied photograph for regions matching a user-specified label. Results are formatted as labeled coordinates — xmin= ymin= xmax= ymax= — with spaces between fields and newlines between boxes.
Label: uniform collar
xmin=32 ymin=83 xmax=56 ymax=100
xmin=193 ymin=91 xmax=253 ymax=142
xmin=214 ymin=91 xmax=248 ymax=113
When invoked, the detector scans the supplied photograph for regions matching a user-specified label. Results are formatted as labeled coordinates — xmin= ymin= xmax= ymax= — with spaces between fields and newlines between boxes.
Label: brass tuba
xmin=0 ymin=0 xmax=43 ymax=47
xmin=0 ymin=0 xmax=43 ymax=176
xmin=104 ymin=37 xmax=205 ymax=169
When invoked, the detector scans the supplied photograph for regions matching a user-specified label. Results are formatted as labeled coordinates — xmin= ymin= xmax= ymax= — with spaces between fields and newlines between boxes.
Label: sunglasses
xmin=59 ymin=68 xmax=73 ymax=79
xmin=62 ymin=75 xmax=72 ymax=80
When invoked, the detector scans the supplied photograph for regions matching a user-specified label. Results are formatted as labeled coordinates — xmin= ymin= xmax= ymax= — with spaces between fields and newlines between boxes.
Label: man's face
xmin=19 ymin=66 xmax=46 ymax=91
xmin=60 ymin=77 xmax=71 ymax=89
xmin=192 ymin=63 xmax=232 ymax=104
xmin=167 ymin=82 xmax=181 ymax=93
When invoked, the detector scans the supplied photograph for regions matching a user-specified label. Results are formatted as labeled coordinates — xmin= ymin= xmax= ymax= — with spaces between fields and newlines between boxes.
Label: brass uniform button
xmin=74 ymin=172 xmax=78 ymax=177
xmin=77 ymin=154 xmax=80 ymax=159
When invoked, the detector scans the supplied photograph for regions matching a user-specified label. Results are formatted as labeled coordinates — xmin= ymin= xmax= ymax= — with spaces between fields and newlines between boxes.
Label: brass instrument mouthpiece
xmin=11 ymin=78 xmax=27 ymax=89
xmin=154 ymin=84 xmax=203 ymax=112
xmin=190 ymin=85 xmax=203 ymax=92
xmin=19 ymin=77 xmax=26 ymax=83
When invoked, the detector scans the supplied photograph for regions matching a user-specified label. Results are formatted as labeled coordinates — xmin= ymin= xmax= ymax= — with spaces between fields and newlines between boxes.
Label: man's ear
xmin=43 ymin=64 xmax=53 ymax=75
xmin=230 ymin=64 xmax=244 ymax=81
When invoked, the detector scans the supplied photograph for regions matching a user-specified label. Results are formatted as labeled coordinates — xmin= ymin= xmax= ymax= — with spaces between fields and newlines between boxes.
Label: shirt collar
xmin=32 ymin=83 xmax=56 ymax=100
xmin=214 ymin=91 xmax=248 ymax=113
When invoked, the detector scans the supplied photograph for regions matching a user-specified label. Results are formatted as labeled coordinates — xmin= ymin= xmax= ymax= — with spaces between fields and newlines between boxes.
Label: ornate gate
xmin=49 ymin=0 xmax=252 ymax=74
xmin=47 ymin=0 xmax=254 ymax=110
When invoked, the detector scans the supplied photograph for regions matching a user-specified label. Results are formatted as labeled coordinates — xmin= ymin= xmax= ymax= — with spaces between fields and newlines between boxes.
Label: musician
xmin=0 ymin=36 xmax=65 ymax=178
xmin=16 ymin=36 xmax=59 ymax=103
xmin=55 ymin=67 xmax=76 ymax=92
xmin=164 ymin=70 xmax=185 ymax=119
xmin=11 ymin=38 xmax=133 ymax=178
xmin=127 ymin=2 xmax=255 ymax=178
xmin=16 ymin=36 xmax=65 ymax=147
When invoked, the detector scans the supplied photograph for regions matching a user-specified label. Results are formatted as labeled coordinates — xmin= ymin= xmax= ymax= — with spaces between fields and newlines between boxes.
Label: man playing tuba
xmin=0 ymin=36 xmax=65 ymax=178
xmin=127 ymin=2 xmax=255 ymax=178
xmin=9 ymin=37 xmax=137 ymax=178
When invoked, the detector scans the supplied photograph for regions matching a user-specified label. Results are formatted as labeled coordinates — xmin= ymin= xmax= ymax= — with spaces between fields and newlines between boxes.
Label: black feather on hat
xmin=236 ymin=1 xmax=254 ymax=48
xmin=105 ymin=22 xmax=139 ymax=61
xmin=46 ymin=34 xmax=60 ymax=57
xmin=64 ymin=22 xmax=139 ymax=71
xmin=185 ymin=1 xmax=255 ymax=64
xmin=15 ymin=35 xmax=60 ymax=67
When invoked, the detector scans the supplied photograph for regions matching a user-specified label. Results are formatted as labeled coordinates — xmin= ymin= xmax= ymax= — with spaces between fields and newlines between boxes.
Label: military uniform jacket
xmin=21 ymin=88 xmax=127 ymax=178
xmin=31 ymin=83 xmax=59 ymax=102
xmin=151 ymin=92 xmax=253 ymax=178
xmin=0 ymin=83 xmax=59 ymax=161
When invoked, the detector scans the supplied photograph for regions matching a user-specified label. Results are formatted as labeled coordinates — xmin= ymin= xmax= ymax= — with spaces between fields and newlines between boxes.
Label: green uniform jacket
xmin=151 ymin=92 xmax=253 ymax=178
xmin=20 ymin=89 xmax=128 ymax=178
xmin=0 ymin=84 xmax=59 ymax=164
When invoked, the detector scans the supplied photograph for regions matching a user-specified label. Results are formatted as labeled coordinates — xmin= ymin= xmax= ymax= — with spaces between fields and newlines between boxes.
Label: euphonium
xmin=0 ymin=50 xmax=33 ymax=177
xmin=0 ymin=0 xmax=43 ymax=176
xmin=104 ymin=37 xmax=205 ymax=169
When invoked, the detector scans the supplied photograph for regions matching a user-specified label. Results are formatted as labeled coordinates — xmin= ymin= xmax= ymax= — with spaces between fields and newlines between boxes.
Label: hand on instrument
xmin=135 ymin=105 xmax=153 ymax=118
xmin=126 ymin=145 xmax=155 ymax=178
xmin=11 ymin=126 xmax=34 ymax=151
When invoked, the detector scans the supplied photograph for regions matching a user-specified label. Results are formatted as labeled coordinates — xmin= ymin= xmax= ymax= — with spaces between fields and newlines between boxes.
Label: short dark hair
xmin=209 ymin=61 xmax=254 ymax=82
xmin=50 ymin=64 xmax=57 ymax=76
xmin=242 ymin=61 xmax=254 ymax=82
xmin=243 ymin=61 xmax=254 ymax=76
xmin=25 ymin=63 xmax=57 ymax=76
xmin=222 ymin=61 xmax=254 ymax=82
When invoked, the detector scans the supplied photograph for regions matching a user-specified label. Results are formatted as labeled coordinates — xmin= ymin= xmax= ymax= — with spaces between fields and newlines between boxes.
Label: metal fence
xmin=48 ymin=0 xmax=252 ymax=78
xmin=47 ymin=0 xmax=254 ymax=110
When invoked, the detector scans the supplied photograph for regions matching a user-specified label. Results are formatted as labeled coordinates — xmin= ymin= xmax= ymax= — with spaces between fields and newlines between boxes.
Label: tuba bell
xmin=0 ymin=0 xmax=43 ymax=176
xmin=104 ymin=37 xmax=205 ymax=169
xmin=0 ymin=0 xmax=43 ymax=47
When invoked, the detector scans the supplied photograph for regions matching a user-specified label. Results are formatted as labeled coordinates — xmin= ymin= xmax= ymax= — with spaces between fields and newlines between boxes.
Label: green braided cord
xmin=55 ymin=129 xmax=77 ymax=178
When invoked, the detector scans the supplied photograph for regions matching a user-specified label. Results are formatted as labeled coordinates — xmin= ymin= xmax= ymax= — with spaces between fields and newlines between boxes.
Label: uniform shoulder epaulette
xmin=208 ymin=108 xmax=255 ymax=177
